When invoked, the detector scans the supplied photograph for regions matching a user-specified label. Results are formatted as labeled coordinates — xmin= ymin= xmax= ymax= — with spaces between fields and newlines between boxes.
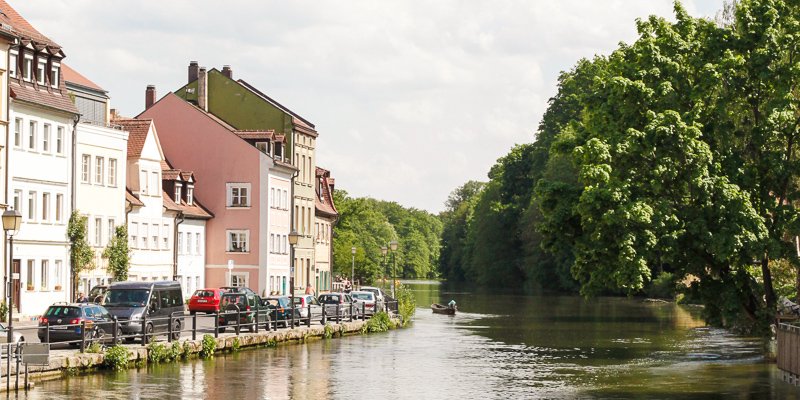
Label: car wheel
xmin=172 ymin=321 xmax=181 ymax=340
xmin=115 ymin=327 xmax=124 ymax=344
xmin=143 ymin=323 xmax=154 ymax=343
xmin=95 ymin=327 xmax=107 ymax=342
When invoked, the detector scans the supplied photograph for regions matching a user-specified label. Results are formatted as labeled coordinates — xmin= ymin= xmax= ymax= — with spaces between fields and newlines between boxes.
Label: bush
xmin=104 ymin=345 xmax=129 ymax=371
xmin=0 ymin=301 xmax=7 ymax=323
xmin=646 ymin=272 xmax=677 ymax=299
xmin=396 ymin=284 xmax=416 ymax=326
xmin=200 ymin=334 xmax=216 ymax=359
xmin=363 ymin=311 xmax=392 ymax=333
xmin=86 ymin=342 xmax=103 ymax=354
xmin=147 ymin=342 xmax=169 ymax=363
xmin=323 ymin=323 xmax=334 ymax=339
xmin=169 ymin=341 xmax=182 ymax=360
xmin=182 ymin=340 xmax=193 ymax=359
xmin=231 ymin=337 xmax=241 ymax=352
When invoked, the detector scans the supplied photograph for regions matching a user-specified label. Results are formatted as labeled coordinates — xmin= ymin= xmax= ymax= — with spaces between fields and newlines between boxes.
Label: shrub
xmin=169 ymin=341 xmax=182 ymax=360
xmin=86 ymin=342 xmax=103 ymax=354
xmin=396 ymin=284 xmax=416 ymax=326
xmin=182 ymin=340 xmax=192 ymax=359
xmin=147 ymin=342 xmax=169 ymax=364
xmin=231 ymin=337 xmax=241 ymax=352
xmin=646 ymin=271 xmax=677 ymax=299
xmin=104 ymin=345 xmax=129 ymax=371
xmin=200 ymin=334 xmax=216 ymax=359
xmin=363 ymin=311 xmax=392 ymax=333
xmin=323 ymin=323 xmax=334 ymax=339
xmin=0 ymin=301 xmax=7 ymax=323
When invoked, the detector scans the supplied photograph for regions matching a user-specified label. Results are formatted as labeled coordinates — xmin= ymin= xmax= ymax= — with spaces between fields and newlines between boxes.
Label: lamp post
xmin=389 ymin=240 xmax=398 ymax=298
xmin=288 ymin=229 xmax=299 ymax=329
xmin=350 ymin=247 xmax=356 ymax=290
xmin=227 ymin=259 xmax=234 ymax=287
xmin=380 ymin=246 xmax=388 ymax=290
xmin=2 ymin=209 xmax=22 ymax=343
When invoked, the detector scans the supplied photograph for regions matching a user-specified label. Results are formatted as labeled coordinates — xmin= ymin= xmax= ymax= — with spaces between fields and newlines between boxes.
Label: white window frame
xmin=81 ymin=155 xmax=90 ymax=183
xmin=196 ymin=233 xmax=201 ymax=254
xmin=130 ymin=222 xmax=138 ymax=248
xmin=41 ymin=192 xmax=50 ymax=222
xmin=36 ymin=57 xmax=46 ymax=85
xmin=22 ymin=53 xmax=32 ymax=82
xmin=28 ymin=120 xmax=36 ymax=151
xmin=13 ymin=118 xmax=21 ymax=148
xmin=141 ymin=223 xmax=149 ymax=249
xmin=108 ymin=158 xmax=117 ymax=186
xmin=162 ymin=224 xmax=169 ymax=250
xmin=231 ymin=273 xmax=248 ymax=288
xmin=140 ymin=170 xmax=148 ymax=194
xmin=108 ymin=219 xmax=115 ymax=241
xmin=174 ymin=185 xmax=182 ymax=203
xmin=13 ymin=190 xmax=21 ymax=214
xmin=55 ymin=194 xmax=63 ymax=223
xmin=95 ymin=217 xmax=102 ymax=245
xmin=50 ymin=62 xmax=60 ymax=88
xmin=187 ymin=186 xmax=194 ymax=206
xmin=150 ymin=172 xmax=159 ymax=196
xmin=54 ymin=261 xmax=62 ymax=290
xmin=27 ymin=191 xmax=36 ymax=221
xmin=226 ymin=183 xmax=251 ymax=208
xmin=9 ymin=50 xmax=17 ymax=78
xmin=56 ymin=126 xmax=64 ymax=154
xmin=227 ymin=230 xmax=249 ymax=253
xmin=42 ymin=123 xmax=51 ymax=153
xmin=95 ymin=156 xmax=104 ymax=185
xmin=177 ymin=233 xmax=183 ymax=255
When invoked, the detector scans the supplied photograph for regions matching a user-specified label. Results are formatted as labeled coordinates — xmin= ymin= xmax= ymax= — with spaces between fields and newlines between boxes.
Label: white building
xmin=64 ymin=64 xmax=129 ymax=294
xmin=0 ymin=8 xmax=17 ymax=316
xmin=4 ymin=7 xmax=79 ymax=316
xmin=114 ymin=118 xmax=175 ymax=282
xmin=267 ymin=157 xmax=293 ymax=295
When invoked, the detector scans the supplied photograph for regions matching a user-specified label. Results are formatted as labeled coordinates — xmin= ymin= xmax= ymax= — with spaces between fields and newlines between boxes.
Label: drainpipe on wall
xmin=173 ymin=211 xmax=184 ymax=282
xmin=290 ymin=161 xmax=299 ymax=292
xmin=70 ymin=113 xmax=81 ymax=213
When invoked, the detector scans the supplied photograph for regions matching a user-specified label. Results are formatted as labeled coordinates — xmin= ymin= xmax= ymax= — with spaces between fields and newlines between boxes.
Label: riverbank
xmin=0 ymin=318 xmax=389 ymax=392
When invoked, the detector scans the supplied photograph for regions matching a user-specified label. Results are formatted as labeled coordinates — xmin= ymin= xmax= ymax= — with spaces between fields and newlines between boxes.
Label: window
xmin=42 ymin=193 xmax=50 ymax=222
xmin=9 ymin=51 xmax=17 ymax=78
xmin=36 ymin=58 xmax=46 ymax=85
xmin=54 ymin=261 xmax=62 ymax=290
xmin=95 ymin=217 xmax=102 ymax=245
xmin=302 ymin=155 xmax=306 ymax=182
xmin=275 ymin=142 xmax=282 ymax=159
xmin=163 ymin=224 xmax=169 ymax=250
xmin=231 ymin=273 xmax=247 ymax=288
xmin=13 ymin=190 xmax=21 ymax=213
xmin=28 ymin=121 xmax=36 ymax=150
xmin=283 ymin=190 xmax=287 ymax=209
xmin=187 ymin=186 xmax=193 ymax=206
xmin=13 ymin=118 xmax=21 ymax=147
xmin=108 ymin=219 xmax=115 ymax=241
xmin=141 ymin=223 xmax=148 ymax=249
xmin=151 ymin=172 xmax=159 ymax=195
xmin=26 ymin=260 xmax=33 ymax=290
xmin=227 ymin=230 xmax=249 ymax=252
xmin=270 ymin=234 xmax=275 ymax=253
xmin=270 ymin=188 xmax=275 ymax=208
xmin=56 ymin=127 xmax=64 ymax=154
xmin=41 ymin=260 xmax=49 ymax=290
xmin=140 ymin=170 xmax=148 ymax=194
xmin=108 ymin=159 xmax=117 ymax=186
xmin=255 ymin=141 xmax=268 ymax=154
xmin=22 ymin=54 xmax=32 ymax=82
xmin=95 ymin=156 xmax=104 ymax=184
xmin=27 ymin=191 xmax=36 ymax=221
xmin=130 ymin=222 xmax=138 ymax=248
xmin=301 ymin=207 xmax=305 ymax=234
xmin=50 ymin=63 xmax=60 ymax=88
xmin=186 ymin=233 xmax=192 ymax=254
xmin=196 ymin=233 xmax=201 ymax=254
xmin=152 ymin=224 xmax=158 ymax=249
xmin=42 ymin=124 xmax=51 ymax=152
xmin=81 ymin=155 xmax=90 ymax=183
xmin=174 ymin=184 xmax=182 ymax=203
xmin=177 ymin=233 xmax=183 ymax=255
xmin=56 ymin=194 xmax=63 ymax=223
xmin=227 ymin=183 xmax=250 ymax=207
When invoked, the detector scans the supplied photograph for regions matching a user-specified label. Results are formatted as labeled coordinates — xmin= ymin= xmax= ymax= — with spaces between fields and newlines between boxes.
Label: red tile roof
xmin=126 ymin=188 xmax=144 ymax=207
xmin=0 ymin=0 xmax=58 ymax=48
xmin=161 ymin=159 xmax=212 ymax=219
xmin=234 ymin=130 xmax=275 ymax=140
xmin=315 ymin=167 xmax=338 ymax=217
xmin=62 ymin=63 xmax=104 ymax=92
xmin=114 ymin=118 xmax=153 ymax=158
xmin=10 ymin=80 xmax=78 ymax=114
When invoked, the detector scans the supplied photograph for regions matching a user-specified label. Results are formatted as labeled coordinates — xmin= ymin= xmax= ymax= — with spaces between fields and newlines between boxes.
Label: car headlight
xmin=130 ymin=313 xmax=142 ymax=321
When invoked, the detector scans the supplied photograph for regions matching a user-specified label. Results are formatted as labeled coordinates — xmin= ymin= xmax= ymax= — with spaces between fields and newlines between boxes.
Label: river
xmin=12 ymin=281 xmax=800 ymax=399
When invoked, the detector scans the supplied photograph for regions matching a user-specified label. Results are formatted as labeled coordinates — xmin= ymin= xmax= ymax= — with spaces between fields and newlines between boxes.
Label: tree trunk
xmin=762 ymin=256 xmax=776 ymax=313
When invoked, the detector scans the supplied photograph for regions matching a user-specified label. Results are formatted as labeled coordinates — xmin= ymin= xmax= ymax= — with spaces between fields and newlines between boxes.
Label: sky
xmin=12 ymin=0 xmax=726 ymax=213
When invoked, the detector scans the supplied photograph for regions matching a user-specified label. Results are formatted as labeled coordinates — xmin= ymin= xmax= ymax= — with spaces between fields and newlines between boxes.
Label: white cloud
xmin=12 ymin=0 xmax=725 ymax=212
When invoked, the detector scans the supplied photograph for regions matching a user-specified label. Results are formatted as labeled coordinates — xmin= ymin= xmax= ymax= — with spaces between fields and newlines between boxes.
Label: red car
xmin=188 ymin=288 xmax=224 ymax=314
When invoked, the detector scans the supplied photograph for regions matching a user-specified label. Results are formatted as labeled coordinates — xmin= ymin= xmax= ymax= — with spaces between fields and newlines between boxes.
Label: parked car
xmin=360 ymin=286 xmax=387 ymax=311
xmin=0 ymin=323 xmax=24 ymax=344
xmin=263 ymin=296 xmax=300 ymax=328
xmin=219 ymin=286 xmax=258 ymax=296
xmin=350 ymin=290 xmax=381 ymax=317
xmin=293 ymin=294 xmax=322 ymax=321
xmin=218 ymin=292 xmax=266 ymax=332
xmin=317 ymin=293 xmax=359 ymax=324
xmin=187 ymin=288 xmax=225 ymax=314
xmin=88 ymin=285 xmax=109 ymax=304
xmin=38 ymin=303 xmax=118 ymax=345
xmin=101 ymin=281 xmax=185 ymax=342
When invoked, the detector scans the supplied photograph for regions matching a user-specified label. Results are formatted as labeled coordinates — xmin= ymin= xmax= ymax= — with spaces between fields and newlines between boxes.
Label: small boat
xmin=431 ymin=303 xmax=456 ymax=315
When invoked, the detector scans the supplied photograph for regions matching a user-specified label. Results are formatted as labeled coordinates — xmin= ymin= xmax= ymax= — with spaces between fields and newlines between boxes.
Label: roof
xmin=315 ymin=167 xmax=338 ymax=218
xmin=161 ymin=158 xmax=213 ymax=219
xmin=234 ymin=130 xmax=276 ymax=140
xmin=0 ymin=0 xmax=57 ymax=47
xmin=10 ymin=80 xmax=78 ymax=114
xmin=113 ymin=118 xmax=153 ymax=158
xmin=62 ymin=63 xmax=105 ymax=92
xmin=236 ymin=78 xmax=317 ymax=131
xmin=126 ymin=188 xmax=144 ymax=207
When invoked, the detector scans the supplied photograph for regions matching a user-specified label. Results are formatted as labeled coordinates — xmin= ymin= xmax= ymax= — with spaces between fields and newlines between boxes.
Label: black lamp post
xmin=380 ymin=246 xmax=388 ymax=290
xmin=389 ymin=240 xmax=398 ymax=298
xmin=350 ymin=246 xmax=356 ymax=290
xmin=2 ymin=209 xmax=21 ymax=343
xmin=288 ymin=229 xmax=299 ymax=329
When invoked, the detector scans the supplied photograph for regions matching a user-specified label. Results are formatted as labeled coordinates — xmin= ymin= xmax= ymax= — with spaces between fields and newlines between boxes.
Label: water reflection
xmin=14 ymin=281 xmax=800 ymax=399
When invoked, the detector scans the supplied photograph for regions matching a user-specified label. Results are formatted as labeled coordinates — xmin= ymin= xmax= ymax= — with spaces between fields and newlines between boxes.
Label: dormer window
xmin=187 ymin=186 xmax=194 ymax=206
xmin=50 ymin=63 xmax=60 ymax=88
xmin=274 ymin=142 xmax=283 ymax=159
xmin=36 ymin=57 xmax=46 ymax=85
xmin=319 ymin=180 xmax=324 ymax=200
xmin=174 ymin=184 xmax=182 ymax=204
xmin=9 ymin=51 xmax=17 ymax=78
xmin=22 ymin=53 xmax=32 ymax=82
xmin=255 ymin=142 xmax=268 ymax=154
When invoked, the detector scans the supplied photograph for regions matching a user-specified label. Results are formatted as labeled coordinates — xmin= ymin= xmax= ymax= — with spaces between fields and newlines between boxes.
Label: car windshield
xmin=321 ymin=295 xmax=340 ymax=304
xmin=88 ymin=287 xmax=105 ymax=297
xmin=351 ymin=293 xmax=373 ymax=301
xmin=221 ymin=295 xmax=245 ymax=307
xmin=193 ymin=290 xmax=215 ymax=298
xmin=45 ymin=306 xmax=81 ymax=317
xmin=103 ymin=289 xmax=150 ymax=307
xmin=265 ymin=298 xmax=288 ymax=307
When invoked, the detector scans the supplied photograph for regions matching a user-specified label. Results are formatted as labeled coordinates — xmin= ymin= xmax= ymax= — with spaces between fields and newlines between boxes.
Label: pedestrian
xmin=305 ymin=284 xmax=315 ymax=296
xmin=76 ymin=292 xmax=89 ymax=303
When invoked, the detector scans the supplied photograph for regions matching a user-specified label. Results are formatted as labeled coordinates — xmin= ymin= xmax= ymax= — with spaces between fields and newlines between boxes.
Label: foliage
xmin=103 ymin=225 xmax=130 ymax=282
xmin=147 ymin=342 xmax=172 ymax=364
xmin=396 ymin=284 xmax=416 ymax=326
xmin=0 ymin=301 xmax=8 ymax=323
xmin=200 ymin=334 xmax=216 ymax=359
xmin=182 ymin=340 xmax=193 ymax=359
xmin=103 ymin=345 xmax=129 ymax=371
xmin=645 ymin=272 xmax=677 ymax=300
xmin=332 ymin=190 xmax=442 ymax=282
xmin=231 ymin=337 xmax=241 ymax=352
xmin=68 ymin=211 xmax=94 ymax=298
xmin=323 ymin=323 xmax=334 ymax=339
xmin=86 ymin=342 xmax=103 ymax=354
xmin=362 ymin=311 xmax=392 ymax=333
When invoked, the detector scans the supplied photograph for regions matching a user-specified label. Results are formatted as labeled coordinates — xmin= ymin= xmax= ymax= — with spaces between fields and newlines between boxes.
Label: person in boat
xmin=448 ymin=300 xmax=457 ymax=310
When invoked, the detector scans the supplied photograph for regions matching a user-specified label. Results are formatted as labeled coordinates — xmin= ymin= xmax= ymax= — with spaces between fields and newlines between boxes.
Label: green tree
xmin=103 ymin=225 xmax=130 ymax=282
xmin=67 ymin=211 xmax=94 ymax=299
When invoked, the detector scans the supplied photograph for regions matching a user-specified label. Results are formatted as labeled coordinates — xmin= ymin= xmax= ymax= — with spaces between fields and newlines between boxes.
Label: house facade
xmin=64 ymin=64 xmax=129 ymax=294
xmin=0 ymin=5 xmax=17 ymax=315
xmin=2 ymin=0 xmax=79 ymax=315
xmin=314 ymin=167 xmax=338 ymax=293
xmin=139 ymin=86 xmax=295 ymax=297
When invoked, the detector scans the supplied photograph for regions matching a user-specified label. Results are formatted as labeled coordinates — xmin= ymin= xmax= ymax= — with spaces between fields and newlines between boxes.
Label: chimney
xmin=198 ymin=67 xmax=208 ymax=112
xmin=188 ymin=61 xmax=199 ymax=83
xmin=145 ymin=85 xmax=156 ymax=110
xmin=222 ymin=65 xmax=233 ymax=79
xmin=110 ymin=108 xmax=119 ymax=120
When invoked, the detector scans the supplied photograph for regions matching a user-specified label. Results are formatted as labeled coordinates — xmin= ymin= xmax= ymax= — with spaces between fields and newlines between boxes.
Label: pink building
xmin=138 ymin=90 xmax=295 ymax=296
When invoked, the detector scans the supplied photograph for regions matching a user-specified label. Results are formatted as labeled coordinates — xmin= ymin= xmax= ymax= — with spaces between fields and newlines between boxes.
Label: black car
xmin=217 ymin=292 xmax=268 ymax=332
xmin=262 ymin=296 xmax=300 ymax=328
xmin=38 ymin=303 xmax=118 ymax=345
xmin=219 ymin=286 xmax=258 ymax=296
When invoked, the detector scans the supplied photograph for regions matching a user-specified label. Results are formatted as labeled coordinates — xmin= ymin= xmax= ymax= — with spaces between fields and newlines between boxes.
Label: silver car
xmin=350 ymin=291 xmax=382 ymax=317
xmin=318 ymin=293 xmax=359 ymax=323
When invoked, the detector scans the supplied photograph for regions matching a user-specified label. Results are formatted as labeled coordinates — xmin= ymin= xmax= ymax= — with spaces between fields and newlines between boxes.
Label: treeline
xmin=441 ymin=0 xmax=800 ymax=333
xmin=332 ymin=190 xmax=442 ymax=282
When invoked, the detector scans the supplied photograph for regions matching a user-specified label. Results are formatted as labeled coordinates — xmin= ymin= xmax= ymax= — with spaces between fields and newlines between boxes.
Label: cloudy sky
xmin=13 ymin=0 xmax=725 ymax=213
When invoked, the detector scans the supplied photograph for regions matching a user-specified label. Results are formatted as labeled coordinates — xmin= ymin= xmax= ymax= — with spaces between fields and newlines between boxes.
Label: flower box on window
xmin=54 ymin=284 xmax=62 ymax=291
xmin=26 ymin=284 xmax=34 ymax=291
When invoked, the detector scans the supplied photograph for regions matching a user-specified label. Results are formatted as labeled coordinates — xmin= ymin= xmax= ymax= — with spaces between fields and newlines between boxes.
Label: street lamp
xmin=380 ymin=246 xmax=388 ymax=290
xmin=2 ymin=209 xmax=22 ymax=344
xmin=288 ymin=229 xmax=300 ymax=329
xmin=389 ymin=240 xmax=398 ymax=298
xmin=350 ymin=247 xmax=356 ymax=290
